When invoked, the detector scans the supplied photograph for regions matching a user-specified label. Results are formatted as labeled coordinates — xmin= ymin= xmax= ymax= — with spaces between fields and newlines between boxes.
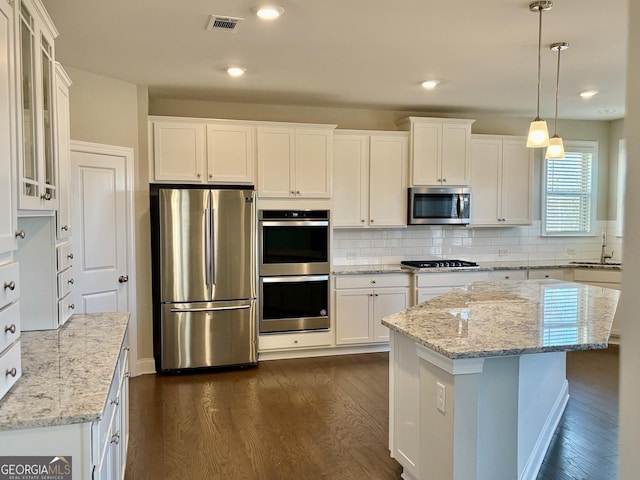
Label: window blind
xmin=544 ymin=151 xmax=593 ymax=235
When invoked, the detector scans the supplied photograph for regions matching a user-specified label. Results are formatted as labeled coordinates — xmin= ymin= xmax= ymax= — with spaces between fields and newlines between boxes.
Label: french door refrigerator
xmin=150 ymin=185 xmax=257 ymax=372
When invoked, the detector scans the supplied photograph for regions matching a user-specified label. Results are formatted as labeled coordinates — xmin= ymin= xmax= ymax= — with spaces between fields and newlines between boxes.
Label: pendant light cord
xmin=554 ymin=46 xmax=561 ymax=135
xmin=536 ymin=6 xmax=543 ymax=120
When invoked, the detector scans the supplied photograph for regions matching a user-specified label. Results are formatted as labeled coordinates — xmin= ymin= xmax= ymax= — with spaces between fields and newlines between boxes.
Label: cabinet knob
xmin=41 ymin=192 xmax=52 ymax=201
xmin=505 ymin=276 xmax=510 ymax=279
xmin=68 ymin=278 xmax=75 ymax=285
xmin=371 ymin=280 xmax=376 ymax=284
xmin=361 ymin=219 xmax=365 ymax=223
xmin=110 ymin=432 xmax=120 ymax=445
xmin=111 ymin=396 xmax=120 ymax=406
xmin=4 ymin=324 xmax=16 ymax=334
xmin=5 ymin=367 xmax=17 ymax=378
xmin=370 ymin=219 xmax=375 ymax=223
xmin=67 ymin=253 xmax=74 ymax=259
xmin=374 ymin=293 xmax=379 ymax=297
xmin=442 ymin=178 xmax=447 ymax=182
xmin=196 ymin=173 xmax=201 ymax=179
xmin=119 ymin=275 xmax=129 ymax=283
xmin=69 ymin=304 xmax=75 ymax=310
xmin=208 ymin=174 xmax=213 ymax=179
xmin=545 ymin=275 xmax=550 ymax=278
xmin=290 ymin=190 xmax=295 ymax=195
xmin=3 ymin=281 xmax=15 ymax=291
xmin=15 ymin=230 xmax=25 ymax=239
xmin=61 ymin=225 xmax=69 ymax=231
xmin=293 ymin=340 xmax=298 ymax=344
xmin=296 ymin=190 xmax=301 ymax=195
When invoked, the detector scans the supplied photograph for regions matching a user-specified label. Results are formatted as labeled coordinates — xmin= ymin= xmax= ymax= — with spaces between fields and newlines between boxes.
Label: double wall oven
xmin=258 ymin=210 xmax=330 ymax=333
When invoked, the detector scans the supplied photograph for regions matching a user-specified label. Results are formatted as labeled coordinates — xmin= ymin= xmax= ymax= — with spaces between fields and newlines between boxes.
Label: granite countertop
xmin=0 ymin=312 xmax=130 ymax=432
xmin=382 ymin=279 xmax=619 ymax=360
xmin=332 ymin=260 xmax=622 ymax=275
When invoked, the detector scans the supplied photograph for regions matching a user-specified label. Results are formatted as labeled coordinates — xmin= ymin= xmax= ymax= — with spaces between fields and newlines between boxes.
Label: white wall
xmin=619 ymin=0 xmax=640 ymax=477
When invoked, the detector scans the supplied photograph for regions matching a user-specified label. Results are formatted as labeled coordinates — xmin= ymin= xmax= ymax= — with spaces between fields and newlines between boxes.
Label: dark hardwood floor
xmin=125 ymin=346 xmax=619 ymax=480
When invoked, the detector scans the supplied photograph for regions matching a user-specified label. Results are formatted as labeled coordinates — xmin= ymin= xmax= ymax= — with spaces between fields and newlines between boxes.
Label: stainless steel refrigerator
xmin=150 ymin=185 xmax=257 ymax=372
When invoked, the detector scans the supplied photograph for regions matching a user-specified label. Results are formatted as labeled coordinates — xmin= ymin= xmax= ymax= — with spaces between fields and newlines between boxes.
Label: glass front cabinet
xmin=15 ymin=0 xmax=58 ymax=210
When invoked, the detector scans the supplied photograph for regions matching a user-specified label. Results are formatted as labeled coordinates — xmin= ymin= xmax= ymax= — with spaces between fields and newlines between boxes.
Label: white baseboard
xmin=134 ymin=357 xmax=157 ymax=376
xmin=519 ymin=379 xmax=570 ymax=480
xmin=258 ymin=343 xmax=390 ymax=361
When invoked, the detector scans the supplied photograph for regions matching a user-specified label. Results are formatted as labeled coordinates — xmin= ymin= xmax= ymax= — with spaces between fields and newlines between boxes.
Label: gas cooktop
xmin=401 ymin=260 xmax=479 ymax=269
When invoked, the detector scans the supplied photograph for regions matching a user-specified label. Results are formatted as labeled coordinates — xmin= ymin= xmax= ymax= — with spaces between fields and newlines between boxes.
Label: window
xmin=543 ymin=141 xmax=598 ymax=236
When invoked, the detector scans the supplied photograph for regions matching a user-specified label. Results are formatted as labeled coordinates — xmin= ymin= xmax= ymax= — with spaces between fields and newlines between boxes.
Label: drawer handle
xmin=67 ymin=253 xmax=74 ymax=260
xmin=3 ymin=281 xmax=15 ymax=291
xmin=111 ymin=396 xmax=120 ymax=406
xmin=4 ymin=324 xmax=16 ymax=334
xmin=15 ymin=230 xmax=25 ymax=239
xmin=110 ymin=432 xmax=120 ymax=445
xmin=61 ymin=225 xmax=69 ymax=231
xmin=68 ymin=304 xmax=75 ymax=310
xmin=6 ymin=367 xmax=17 ymax=378
xmin=68 ymin=278 xmax=75 ymax=285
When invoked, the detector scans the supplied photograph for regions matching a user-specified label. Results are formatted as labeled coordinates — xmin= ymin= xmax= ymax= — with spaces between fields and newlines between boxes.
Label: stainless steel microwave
xmin=408 ymin=187 xmax=471 ymax=225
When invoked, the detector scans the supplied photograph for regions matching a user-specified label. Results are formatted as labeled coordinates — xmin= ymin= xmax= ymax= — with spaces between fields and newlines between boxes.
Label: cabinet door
xmin=501 ymin=139 xmax=533 ymax=225
xmin=54 ymin=64 xmax=72 ymax=239
xmin=206 ymin=124 xmax=255 ymax=183
xmin=441 ymin=123 xmax=471 ymax=185
xmin=373 ymin=288 xmax=408 ymax=342
xmin=333 ymin=134 xmax=368 ymax=227
xmin=411 ymin=122 xmax=441 ymax=185
xmin=470 ymin=138 xmax=501 ymax=226
xmin=369 ymin=135 xmax=408 ymax=227
xmin=335 ymin=288 xmax=373 ymax=344
xmin=294 ymin=128 xmax=332 ymax=197
xmin=152 ymin=121 xmax=205 ymax=182
xmin=257 ymin=126 xmax=294 ymax=197
xmin=0 ymin=0 xmax=16 ymax=254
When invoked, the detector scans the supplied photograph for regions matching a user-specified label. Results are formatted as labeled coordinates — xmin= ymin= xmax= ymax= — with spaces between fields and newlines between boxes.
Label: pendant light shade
xmin=527 ymin=1 xmax=553 ymax=148
xmin=546 ymin=42 xmax=569 ymax=159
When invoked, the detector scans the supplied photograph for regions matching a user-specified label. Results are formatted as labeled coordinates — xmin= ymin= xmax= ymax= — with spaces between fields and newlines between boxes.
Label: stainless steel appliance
xmin=150 ymin=185 xmax=257 ymax=372
xmin=258 ymin=210 xmax=330 ymax=333
xmin=401 ymin=259 xmax=479 ymax=269
xmin=408 ymin=186 xmax=471 ymax=225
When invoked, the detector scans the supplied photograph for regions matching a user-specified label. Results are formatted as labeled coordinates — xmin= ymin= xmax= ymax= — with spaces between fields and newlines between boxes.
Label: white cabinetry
xmin=150 ymin=117 xmax=255 ymax=184
xmin=488 ymin=269 xmax=527 ymax=281
xmin=335 ymin=274 xmax=409 ymax=345
xmin=414 ymin=271 xmax=489 ymax=304
xmin=573 ymin=268 xmax=622 ymax=336
xmin=471 ymin=135 xmax=533 ymax=226
xmin=333 ymin=131 xmax=408 ymax=227
xmin=528 ymin=269 xmax=570 ymax=281
xmin=257 ymin=125 xmax=334 ymax=198
xmin=15 ymin=0 xmax=59 ymax=210
xmin=0 ymin=0 xmax=17 ymax=254
xmin=53 ymin=63 xmax=72 ymax=239
xmin=0 ymin=262 xmax=21 ymax=402
xmin=398 ymin=117 xmax=475 ymax=186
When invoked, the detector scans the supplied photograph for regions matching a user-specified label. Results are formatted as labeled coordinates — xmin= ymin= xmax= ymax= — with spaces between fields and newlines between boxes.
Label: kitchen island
xmin=382 ymin=279 xmax=619 ymax=480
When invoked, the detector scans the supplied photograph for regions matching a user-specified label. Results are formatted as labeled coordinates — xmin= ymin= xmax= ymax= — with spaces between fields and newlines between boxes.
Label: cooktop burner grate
xmin=401 ymin=260 xmax=479 ymax=268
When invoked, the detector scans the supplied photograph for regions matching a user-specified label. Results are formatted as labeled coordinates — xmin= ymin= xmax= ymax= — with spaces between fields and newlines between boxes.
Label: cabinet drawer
xmin=0 ymin=263 xmax=20 ymax=308
xmin=488 ymin=270 xmax=527 ymax=281
xmin=0 ymin=342 xmax=21 ymax=401
xmin=528 ymin=269 xmax=568 ymax=280
xmin=0 ymin=302 xmax=20 ymax=354
xmin=416 ymin=271 xmax=489 ymax=288
xmin=57 ymin=267 xmax=74 ymax=298
xmin=335 ymin=273 xmax=410 ymax=289
xmin=56 ymin=243 xmax=74 ymax=271
xmin=57 ymin=293 xmax=75 ymax=327
xmin=258 ymin=330 xmax=333 ymax=351
xmin=573 ymin=269 xmax=622 ymax=284
xmin=97 ymin=369 xmax=121 ymax=458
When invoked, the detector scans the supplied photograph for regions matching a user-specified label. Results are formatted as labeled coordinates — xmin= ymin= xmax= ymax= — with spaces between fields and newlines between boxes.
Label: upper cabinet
xmin=149 ymin=117 xmax=256 ymax=184
xmin=257 ymin=125 xmax=335 ymax=198
xmin=54 ymin=63 xmax=72 ymax=240
xmin=397 ymin=117 xmax=475 ymax=186
xmin=333 ymin=131 xmax=408 ymax=227
xmin=15 ymin=0 xmax=59 ymax=210
xmin=470 ymin=135 xmax=533 ymax=226
xmin=0 ymin=0 xmax=17 ymax=254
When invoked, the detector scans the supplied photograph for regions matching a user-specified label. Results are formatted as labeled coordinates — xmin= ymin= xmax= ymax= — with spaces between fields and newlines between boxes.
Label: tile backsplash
xmin=332 ymin=221 xmax=623 ymax=266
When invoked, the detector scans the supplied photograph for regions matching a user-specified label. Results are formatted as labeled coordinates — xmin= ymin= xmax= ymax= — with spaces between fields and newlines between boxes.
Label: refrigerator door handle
xmin=205 ymin=204 xmax=212 ymax=287
xmin=170 ymin=305 xmax=251 ymax=313
xmin=210 ymin=207 xmax=217 ymax=286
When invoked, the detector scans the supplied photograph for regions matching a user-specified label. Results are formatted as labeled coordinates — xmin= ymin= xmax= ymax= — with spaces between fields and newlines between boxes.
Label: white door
xmin=70 ymin=142 xmax=132 ymax=313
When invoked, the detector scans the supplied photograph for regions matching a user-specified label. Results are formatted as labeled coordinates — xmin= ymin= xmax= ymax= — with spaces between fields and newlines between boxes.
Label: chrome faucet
xmin=600 ymin=231 xmax=613 ymax=264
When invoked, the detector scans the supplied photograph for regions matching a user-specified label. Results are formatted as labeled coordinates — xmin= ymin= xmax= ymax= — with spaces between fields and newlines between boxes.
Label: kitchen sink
xmin=569 ymin=261 xmax=622 ymax=266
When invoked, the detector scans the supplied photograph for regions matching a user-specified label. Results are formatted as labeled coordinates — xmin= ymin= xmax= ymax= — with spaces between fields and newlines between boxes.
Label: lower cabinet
xmin=572 ymin=268 xmax=622 ymax=337
xmin=415 ymin=271 xmax=489 ymax=304
xmin=335 ymin=274 xmax=410 ymax=345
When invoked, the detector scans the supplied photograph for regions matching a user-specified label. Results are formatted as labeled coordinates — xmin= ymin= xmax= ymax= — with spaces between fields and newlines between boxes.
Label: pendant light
xmin=527 ymin=1 xmax=553 ymax=148
xmin=546 ymin=42 xmax=569 ymax=159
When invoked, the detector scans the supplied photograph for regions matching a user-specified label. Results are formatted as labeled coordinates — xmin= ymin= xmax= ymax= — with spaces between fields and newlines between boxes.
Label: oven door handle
xmin=261 ymin=275 xmax=329 ymax=283
xmin=259 ymin=220 xmax=329 ymax=227
xmin=170 ymin=305 xmax=251 ymax=313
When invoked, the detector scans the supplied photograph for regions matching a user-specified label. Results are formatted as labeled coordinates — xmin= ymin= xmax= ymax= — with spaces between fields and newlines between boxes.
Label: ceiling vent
xmin=206 ymin=15 xmax=244 ymax=32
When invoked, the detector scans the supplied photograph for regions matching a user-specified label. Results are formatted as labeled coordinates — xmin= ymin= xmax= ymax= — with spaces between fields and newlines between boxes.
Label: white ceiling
xmin=41 ymin=0 xmax=628 ymax=120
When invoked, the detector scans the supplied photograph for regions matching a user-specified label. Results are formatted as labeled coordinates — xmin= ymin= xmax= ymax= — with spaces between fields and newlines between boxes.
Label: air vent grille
xmin=206 ymin=15 xmax=244 ymax=32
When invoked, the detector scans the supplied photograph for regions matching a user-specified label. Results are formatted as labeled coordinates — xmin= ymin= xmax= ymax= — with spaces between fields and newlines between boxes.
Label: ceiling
xmin=41 ymin=0 xmax=628 ymax=120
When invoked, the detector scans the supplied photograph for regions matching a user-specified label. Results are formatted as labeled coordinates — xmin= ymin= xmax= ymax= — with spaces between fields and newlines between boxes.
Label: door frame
xmin=70 ymin=140 xmax=138 ymax=376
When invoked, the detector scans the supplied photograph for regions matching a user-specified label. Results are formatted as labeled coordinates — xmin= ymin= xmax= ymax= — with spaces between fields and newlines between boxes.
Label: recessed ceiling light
xmin=421 ymin=80 xmax=439 ymax=90
xmin=598 ymin=108 xmax=617 ymax=115
xmin=580 ymin=90 xmax=598 ymax=98
xmin=255 ymin=6 xmax=284 ymax=19
xmin=227 ymin=67 xmax=246 ymax=77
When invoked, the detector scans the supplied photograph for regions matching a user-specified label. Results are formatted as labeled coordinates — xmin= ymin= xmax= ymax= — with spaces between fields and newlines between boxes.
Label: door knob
xmin=3 ymin=281 xmax=15 ymax=291
xmin=118 ymin=275 xmax=129 ymax=283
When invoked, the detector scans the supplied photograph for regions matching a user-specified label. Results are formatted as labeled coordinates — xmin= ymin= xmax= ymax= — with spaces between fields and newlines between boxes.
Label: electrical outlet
xmin=346 ymin=251 xmax=357 ymax=259
xmin=436 ymin=382 xmax=446 ymax=414
xmin=498 ymin=249 xmax=509 ymax=256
